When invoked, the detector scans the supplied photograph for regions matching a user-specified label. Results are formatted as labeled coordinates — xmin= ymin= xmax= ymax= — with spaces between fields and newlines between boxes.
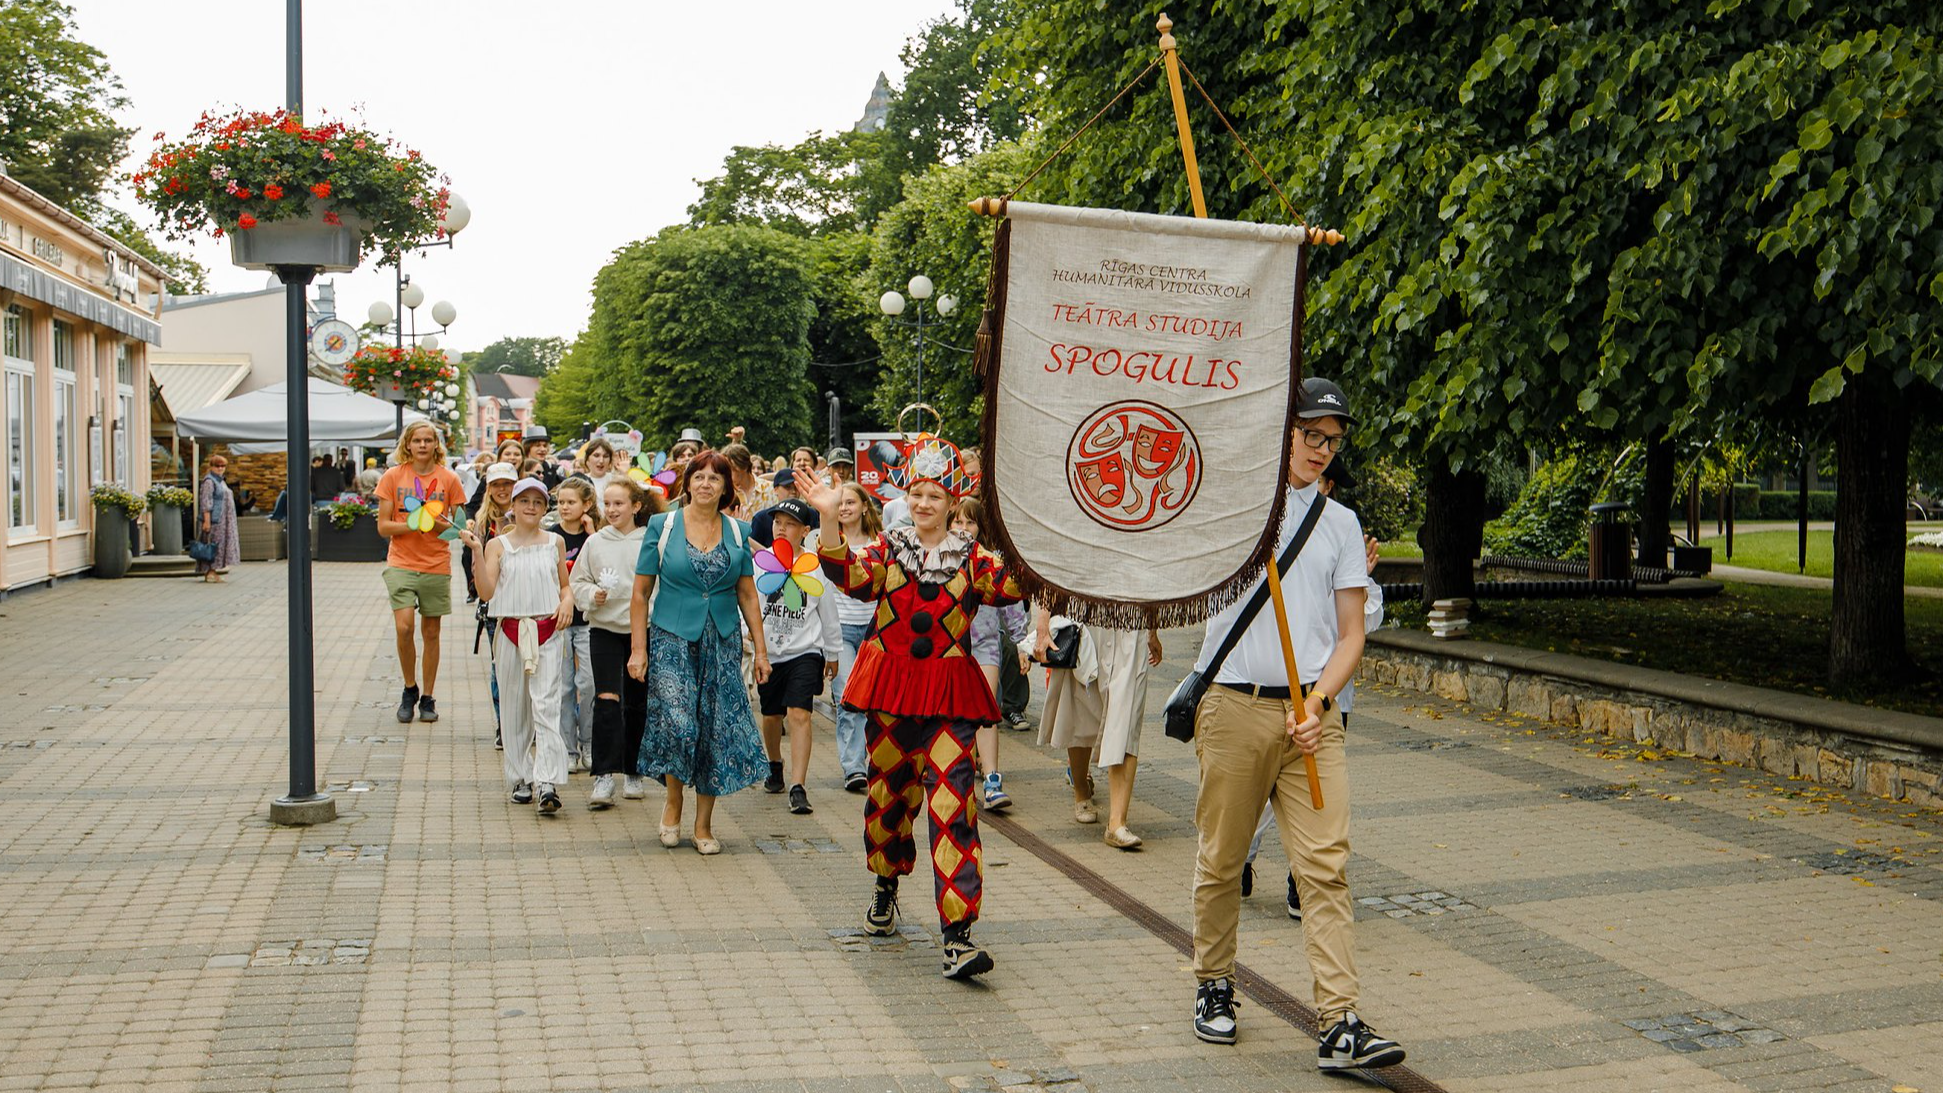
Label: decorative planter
xmin=316 ymin=513 xmax=389 ymax=563
xmin=229 ymin=204 xmax=371 ymax=274
xmin=94 ymin=509 xmax=133 ymax=579
xmin=151 ymin=502 xmax=185 ymax=555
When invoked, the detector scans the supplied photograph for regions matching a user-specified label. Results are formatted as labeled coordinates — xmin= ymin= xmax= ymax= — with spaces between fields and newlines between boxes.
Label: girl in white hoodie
xmin=571 ymin=478 xmax=663 ymax=808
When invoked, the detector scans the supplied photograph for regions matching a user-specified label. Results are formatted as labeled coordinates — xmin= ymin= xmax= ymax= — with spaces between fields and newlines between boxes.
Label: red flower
xmin=238 ymin=214 xmax=258 ymax=229
xmin=263 ymin=183 xmax=284 ymax=200
xmin=234 ymin=186 xmax=253 ymax=200
xmin=310 ymin=181 xmax=332 ymax=199
xmin=322 ymin=211 xmax=342 ymax=226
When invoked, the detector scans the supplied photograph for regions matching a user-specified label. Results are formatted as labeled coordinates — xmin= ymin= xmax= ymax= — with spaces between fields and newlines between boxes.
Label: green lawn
xmin=1386 ymin=582 xmax=1943 ymax=717
xmin=1699 ymin=529 xmax=1943 ymax=588
xmin=1378 ymin=539 xmax=1422 ymax=559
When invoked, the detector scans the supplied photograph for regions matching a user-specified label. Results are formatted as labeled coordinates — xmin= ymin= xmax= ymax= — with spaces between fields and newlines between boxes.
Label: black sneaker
xmin=1287 ymin=873 xmax=1302 ymax=921
xmin=788 ymin=784 xmax=812 ymax=814
xmin=1193 ymin=977 xmax=1239 ymax=1044
xmin=396 ymin=685 xmax=419 ymax=724
xmin=510 ymin=782 xmax=533 ymax=805
xmin=1241 ymin=861 xmax=1254 ymax=898
xmin=537 ymin=783 xmax=561 ymax=814
xmin=863 ymin=878 xmax=899 ymax=936
xmin=417 ymin=695 xmax=439 ymax=723
xmin=764 ymin=761 xmax=785 ymax=794
xmin=844 ymin=772 xmax=868 ymax=793
xmin=1002 ymin=711 xmax=1031 ymax=731
xmin=1317 ymin=1012 xmax=1405 ymax=1070
xmin=940 ymin=927 xmax=994 ymax=980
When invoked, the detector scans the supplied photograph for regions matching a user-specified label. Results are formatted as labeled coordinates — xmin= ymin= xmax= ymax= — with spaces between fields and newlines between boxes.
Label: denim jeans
xmin=558 ymin=624 xmax=594 ymax=762
xmin=832 ymin=622 xmax=869 ymax=778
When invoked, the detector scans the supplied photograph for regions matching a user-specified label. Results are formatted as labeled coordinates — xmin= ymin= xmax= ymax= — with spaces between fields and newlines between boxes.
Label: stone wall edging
xmin=1360 ymin=638 xmax=1943 ymax=810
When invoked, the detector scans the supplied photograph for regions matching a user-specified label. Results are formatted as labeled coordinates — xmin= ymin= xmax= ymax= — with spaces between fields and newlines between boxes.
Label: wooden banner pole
xmin=1159 ymin=12 xmax=1323 ymax=810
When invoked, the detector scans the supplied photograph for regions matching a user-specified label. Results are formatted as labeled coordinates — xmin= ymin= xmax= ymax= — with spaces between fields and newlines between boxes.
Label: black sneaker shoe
xmin=844 ymin=772 xmax=868 ymax=794
xmin=940 ymin=927 xmax=994 ymax=980
xmin=537 ymin=783 xmax=561 ymax=814
xmin=1241 ymin=861 xmax=1254 ymax=898
xmin=510 ymin=782 xmax=533 ymax=805
xmin=863 ymin=878 xmax=899 ymax=936
xmin=396 ymin=685 xmax=419 ymax=724
xmin=788 ymin=784 xmax=812 ymax=814
xmin=1193 ymin=977 xmax=1240 ymax=1044
xmin=417 ymin=695 xmax=439 ymax=723
xmin=1286 ymin=872 xmax=1302 ymax=922
xmin=1317 ymin=1012 xmax=1405 ymax=1070
xmin=764 ymin=760 xmax=785 ymax=794
xmin=1002 ymin=711 xmax=1031 ymax=731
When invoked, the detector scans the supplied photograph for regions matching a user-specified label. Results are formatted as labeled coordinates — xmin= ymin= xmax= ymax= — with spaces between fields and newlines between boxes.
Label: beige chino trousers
xmin=1190 ymin=684 xmax=1358 ymax=1021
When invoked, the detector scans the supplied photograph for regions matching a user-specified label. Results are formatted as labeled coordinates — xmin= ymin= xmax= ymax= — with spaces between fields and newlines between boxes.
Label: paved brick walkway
xmin=2 ymin=560 xmax=1940 ymax=1093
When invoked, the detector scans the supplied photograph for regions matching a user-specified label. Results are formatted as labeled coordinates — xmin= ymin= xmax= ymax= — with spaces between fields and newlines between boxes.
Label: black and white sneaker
xmin=1317 ymin=1012 xmax=1406 ymax=1070
xmin=1002 ymin=711 xmax=1031 ymax=731
xmin=844 ymin=772 xmax=868 ymax=793
xmin=863 ymin=878 xmax=899 ymax=936
xmin=788 ymin=784 xmax=812 ymax=814
xmin=764 ymin=761 xmax=785 ymax=794
xmin=940 ymin=927 xmax=994 ymax=980
xmin=1241 ymin=861 xmax=1254 ymax=898
xmin=510 ymin=782 xmax=533 ymax=805
xmin=1287 ymin=872 xmax=1302 ymax=922
xmin=537 ymin=783 xmax=561 ymax=814
xmin=417 ymin=695 xmax=438 ymax=723
xmin=396 ymin=685 xmax=419 ymax=724
xmin=1193 ymin=977 xmax=1239 ymax=1044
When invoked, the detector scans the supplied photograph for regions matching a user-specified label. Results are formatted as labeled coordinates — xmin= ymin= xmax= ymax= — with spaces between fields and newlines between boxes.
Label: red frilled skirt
xmin=841 ymin=643 xmax=1001 ymax=723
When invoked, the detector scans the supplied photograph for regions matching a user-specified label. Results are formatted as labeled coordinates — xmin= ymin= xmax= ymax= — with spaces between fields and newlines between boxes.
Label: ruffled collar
xmin=884 ymin=526 xmax=973 ymax=583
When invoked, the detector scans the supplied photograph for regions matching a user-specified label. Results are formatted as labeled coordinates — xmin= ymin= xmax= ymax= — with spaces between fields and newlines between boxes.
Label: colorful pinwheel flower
xmin=754 ymin=539 xmax=823 ymax=611
xmin=629 ymin=451 xmax=678 ymax=495
xmin=401 ymin=476 xmax=446 ymax=532
xmin=437 ymin=502 xmax=468 ymax=541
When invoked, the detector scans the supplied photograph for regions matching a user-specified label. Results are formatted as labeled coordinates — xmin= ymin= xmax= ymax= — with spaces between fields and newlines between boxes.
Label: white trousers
xmin=496 ymin=623 xmax=569 ymax=789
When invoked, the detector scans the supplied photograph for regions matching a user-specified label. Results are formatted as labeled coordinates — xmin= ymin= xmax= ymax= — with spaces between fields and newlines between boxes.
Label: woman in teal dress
xmin=627 ymin=450 xmax=772 ymax=855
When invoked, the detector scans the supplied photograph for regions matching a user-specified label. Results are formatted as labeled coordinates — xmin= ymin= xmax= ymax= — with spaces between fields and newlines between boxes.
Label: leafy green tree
xmin=802 ymin=231 xmax=885 ymax=444
xmin=464 ymin=336 xmax=567 ymax=379
xmin=0 ymin=0 xmax=128 ymax=208
xmin=532 ymin=338 xmax=599 ymax=439
xmin=687 ymin=131 xmax=880 ymax=238
xmin=87 ymin=206 xmax=207 ymax=294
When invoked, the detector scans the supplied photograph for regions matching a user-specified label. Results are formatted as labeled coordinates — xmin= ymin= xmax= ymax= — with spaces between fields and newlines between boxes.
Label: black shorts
xmin=758 ymin=653 xmax=826 ymax=715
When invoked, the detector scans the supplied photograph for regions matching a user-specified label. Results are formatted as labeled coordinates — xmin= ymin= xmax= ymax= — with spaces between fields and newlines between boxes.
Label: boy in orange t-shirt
xmin=375 ymin=422 xmax=469 ymax=724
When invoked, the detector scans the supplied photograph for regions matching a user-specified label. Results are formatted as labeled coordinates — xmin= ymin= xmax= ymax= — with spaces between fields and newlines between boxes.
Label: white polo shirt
xmin=1195 ymin=483 xmax=1367 ymax=689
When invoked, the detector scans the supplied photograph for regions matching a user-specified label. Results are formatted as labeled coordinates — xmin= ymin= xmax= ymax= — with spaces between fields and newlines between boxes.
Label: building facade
xmin=1 ymin=175 xmax=166 ymax=594
xmin=470 ymin=372 xmax=539 ymax=452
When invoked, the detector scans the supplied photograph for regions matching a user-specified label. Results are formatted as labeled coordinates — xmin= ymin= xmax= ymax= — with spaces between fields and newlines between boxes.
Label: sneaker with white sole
xmin=983 ymin=772 xmax=1012 ymax=811
xmin=788 ymin=784 xmax=812 ymax=814
xmin=622 ymin=775 xmax=646 ymax=799
xmin=1287 ymin=872 xmax=1303 ymax=922
xmin=537 ymin=783 xmax=561 ymax=814
xmin=844 ymin=772 xmax=868 ymax=793
xmin=588 ymin=774 xmax=615 ymax=809
xmin=510 ymin=782 xmax=533 ymax=805
xmin=940 ymin=927 xmax=994 ymax=980
xmin=1193 ymin=977 xmax=1239 ymax=1044
xmin=1317 ymin=1012 xmax=1405 ymax=1070
xmin=863 ymin=878 xmax=899 ymax=936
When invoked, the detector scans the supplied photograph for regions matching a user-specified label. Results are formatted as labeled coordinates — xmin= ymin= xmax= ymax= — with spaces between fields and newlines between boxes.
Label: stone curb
xmin=1363 ymin=629 xmax=1943 ymax=807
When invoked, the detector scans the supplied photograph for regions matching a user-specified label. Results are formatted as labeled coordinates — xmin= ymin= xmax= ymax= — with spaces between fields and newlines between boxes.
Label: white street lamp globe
xmin=417 ymin=398 xmax=430 ymax=410
xmin=368 ymin=301 xmax=394 ymax=326
xmin=879 ymin=290 xmax=906 ymax=317
xmin=444 ymin=382 xmax=459 ymax=397
xmin=430 ymin=300 xmax=457 ymax=327
xmin=419 ymin=335 xmax=440 ymax=351
xmin=936 ymin=294 xmax=958 ymax=316
xmin=400 ymin=283 xmax=426 ymax=310
xmin=907 ymin=275 xmax=934 ymax=300
xmin=438 ymin=193 xmax=472 ymax=236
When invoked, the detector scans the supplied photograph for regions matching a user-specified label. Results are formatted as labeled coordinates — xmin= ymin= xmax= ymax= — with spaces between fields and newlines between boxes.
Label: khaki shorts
xmin=384 ymin=566 xmax=452 ymax=617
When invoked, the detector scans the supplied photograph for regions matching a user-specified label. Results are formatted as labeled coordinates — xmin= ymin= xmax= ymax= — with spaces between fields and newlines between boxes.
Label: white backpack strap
xmin=725 ymin=513 xmax=743 ymax=550
xmin=658 ymin=510 xmax=676 ymax=561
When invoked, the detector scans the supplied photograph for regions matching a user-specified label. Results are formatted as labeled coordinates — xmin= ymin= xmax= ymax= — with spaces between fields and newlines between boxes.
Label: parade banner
xmin=979 ymin=200 xmax=1307 ymax=626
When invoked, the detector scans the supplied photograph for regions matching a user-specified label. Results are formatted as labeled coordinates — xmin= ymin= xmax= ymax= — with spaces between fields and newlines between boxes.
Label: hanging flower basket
xmin=344 ymin=345 xmax=454 ymax=406
xmin=131 ymin=108 xmax=449 ymax=273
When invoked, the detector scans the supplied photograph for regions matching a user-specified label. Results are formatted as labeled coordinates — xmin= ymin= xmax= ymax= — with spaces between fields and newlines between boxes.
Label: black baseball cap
xmin=771 ymin=467 xmax=795 ymax=488
xmin=752 ymin=498 xmax=819 ymax=545
xmin=1297 ymin=377 xmax=1357 ymax=424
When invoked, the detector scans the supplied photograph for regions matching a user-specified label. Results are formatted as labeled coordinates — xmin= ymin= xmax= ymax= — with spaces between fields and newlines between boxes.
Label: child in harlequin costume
xmin=794 ymin=431 xmax=1023 ymax=981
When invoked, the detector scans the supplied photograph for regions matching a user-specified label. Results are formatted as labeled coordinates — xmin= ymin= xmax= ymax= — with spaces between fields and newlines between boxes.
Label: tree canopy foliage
xmin=464 ymin=336 xmax=567 ymax=379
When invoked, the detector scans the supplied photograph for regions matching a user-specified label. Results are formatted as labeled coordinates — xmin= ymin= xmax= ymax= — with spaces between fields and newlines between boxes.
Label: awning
xmin=150 ymin=353 xmax=253 ymax=417
xmin=0 ymin=252 xmax=163 ymax=343
xmin=174 ymin=377 xmax=428 ymax=444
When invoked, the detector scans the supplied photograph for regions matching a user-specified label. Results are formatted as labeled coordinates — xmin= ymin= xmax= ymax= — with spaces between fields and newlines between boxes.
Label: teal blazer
xmin=637 ymin=508 xmax=755 ymax=641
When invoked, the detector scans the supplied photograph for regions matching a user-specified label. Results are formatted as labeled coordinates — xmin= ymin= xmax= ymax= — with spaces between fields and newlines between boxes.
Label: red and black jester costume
xmin=819 ymin=518 xmax=1023 ymax=932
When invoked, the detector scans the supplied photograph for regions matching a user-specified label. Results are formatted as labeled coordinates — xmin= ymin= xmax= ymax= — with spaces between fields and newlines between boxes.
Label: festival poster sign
xmin=980 ymin=201 xmax=1306 ymax=625
xmin=851 ymin=432 xmax=906 ymax=504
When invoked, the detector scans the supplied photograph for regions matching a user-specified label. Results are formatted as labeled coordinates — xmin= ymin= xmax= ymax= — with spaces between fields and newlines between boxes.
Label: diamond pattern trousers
xmin=863 ymin=712 xmax=982 ymax=930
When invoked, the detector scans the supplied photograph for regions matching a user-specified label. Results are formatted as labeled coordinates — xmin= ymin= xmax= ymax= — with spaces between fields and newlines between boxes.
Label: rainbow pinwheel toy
xmin=401 ymin=477 xmax=447 ymax=533
xmin=754 ymin=538 xmax=823 ymax=611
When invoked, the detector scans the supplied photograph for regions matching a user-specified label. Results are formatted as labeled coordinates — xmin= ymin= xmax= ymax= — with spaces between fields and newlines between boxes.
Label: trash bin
xmin=1588 ymin=502 xmax=1633 ymax=581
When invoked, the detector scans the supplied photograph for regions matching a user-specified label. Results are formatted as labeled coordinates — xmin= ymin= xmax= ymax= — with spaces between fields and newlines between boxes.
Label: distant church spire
xmin=854 ymin=72 xmax=893 ymax=133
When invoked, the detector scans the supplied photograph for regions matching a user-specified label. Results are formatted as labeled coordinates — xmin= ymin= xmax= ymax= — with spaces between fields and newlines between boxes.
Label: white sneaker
xmin=622 ymin=776 xmax=646 ymax=799
xmin=589 ymin=774 xmax=615 ymax=809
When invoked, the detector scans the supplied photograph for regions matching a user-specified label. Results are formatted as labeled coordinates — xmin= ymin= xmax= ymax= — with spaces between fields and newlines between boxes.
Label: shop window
xmin=52 ymin=321 xmax=76 ymax=526
xmin=4 ymin=305 xmax=34 ymax=534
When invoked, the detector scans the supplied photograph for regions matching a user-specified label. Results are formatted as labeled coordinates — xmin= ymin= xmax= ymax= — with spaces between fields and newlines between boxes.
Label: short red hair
xmin=681 ymin=450 xmax=736 ymax=512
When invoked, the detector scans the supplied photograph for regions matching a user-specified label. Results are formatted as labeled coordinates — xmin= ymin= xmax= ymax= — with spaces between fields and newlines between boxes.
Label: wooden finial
xmin=1157 ymin=12 xmax=1176 ymax=52
xmin=968 ymin=196 xmax=1006 ymax=218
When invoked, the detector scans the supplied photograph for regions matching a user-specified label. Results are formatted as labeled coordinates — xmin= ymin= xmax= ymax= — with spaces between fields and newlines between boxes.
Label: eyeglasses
xmin=1297 ymin=427 xmax=1347 ymax=454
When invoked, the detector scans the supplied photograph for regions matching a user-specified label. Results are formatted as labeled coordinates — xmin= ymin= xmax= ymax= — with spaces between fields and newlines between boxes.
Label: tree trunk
xmin=1418 ymin=465 xmax=1486 ymax=605
xmin=1830 ymin=368 xmax=1910 ymax=685
xmin=1636 ymin=436 xmax=1675 ymax=568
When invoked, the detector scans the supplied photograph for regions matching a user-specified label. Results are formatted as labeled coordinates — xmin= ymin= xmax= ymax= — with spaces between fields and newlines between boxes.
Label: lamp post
xmin=878 ymin=275 xmax=957 ymax=409
xmin=365 ymin=195 xmax=468 ymax=433
xmin=825 ymin=390 xmax=841 ymax=452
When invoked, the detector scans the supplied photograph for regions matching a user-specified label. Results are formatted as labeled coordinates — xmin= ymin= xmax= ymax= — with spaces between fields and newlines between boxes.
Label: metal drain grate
xmin=1559 ymin=784 xmax=1635 ymax=801
xmin=828 ymin=925 xmax=934 ymax=953
xmin=1361 ymin=891 xmax=1478 ymax=918
xmin=1392 ymin=738 xmax=1473 ymax=751
xmin=1624 ymin=1011 xmax=1783 ymax=1051
xmin=242 ymin=938 xmax=372 ymax=967
xmin=1795 ymin=850 xmax=1897 ymax=875
xmin=0 ymin=740 xmax=54 ymax=749
xmin=341 ymin=735 xmax=408 ymax=745
xmin=297 ymin=844 xmax=387 ymax=863
xmin=755 ymin=836 xmax=844 ymax=855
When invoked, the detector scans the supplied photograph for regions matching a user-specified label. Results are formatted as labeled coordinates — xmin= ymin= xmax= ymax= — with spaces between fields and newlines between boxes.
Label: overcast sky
xmin=70 ymin=0 xmax=958 ymax=354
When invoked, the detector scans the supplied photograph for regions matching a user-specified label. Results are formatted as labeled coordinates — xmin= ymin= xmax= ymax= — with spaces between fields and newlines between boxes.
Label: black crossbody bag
xmin=1164 ymin=496 xmax=1326 ymax=742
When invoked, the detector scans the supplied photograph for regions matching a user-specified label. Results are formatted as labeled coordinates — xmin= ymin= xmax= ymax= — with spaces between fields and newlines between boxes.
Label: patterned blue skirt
xmin=638 ymin=623 xmax=766 ymax=796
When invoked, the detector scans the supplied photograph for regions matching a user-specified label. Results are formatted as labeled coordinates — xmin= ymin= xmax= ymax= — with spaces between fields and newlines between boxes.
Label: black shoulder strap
xmin=1201 ymin=494 xmax=1326 ymax=681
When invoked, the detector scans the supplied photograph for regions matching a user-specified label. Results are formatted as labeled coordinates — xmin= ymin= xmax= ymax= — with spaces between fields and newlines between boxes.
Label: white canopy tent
xmin=174 ymin=377 xmax=430 ymax=446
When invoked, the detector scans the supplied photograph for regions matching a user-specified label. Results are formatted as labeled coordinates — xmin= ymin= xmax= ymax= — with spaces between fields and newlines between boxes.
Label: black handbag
xmin=186 ymin=536 xmax=218 ymax=564
xmin=1042 ymin=621 xmax=1081 ymax=669
xmin=1164 ymin=496 xmax=1327 ymax=742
